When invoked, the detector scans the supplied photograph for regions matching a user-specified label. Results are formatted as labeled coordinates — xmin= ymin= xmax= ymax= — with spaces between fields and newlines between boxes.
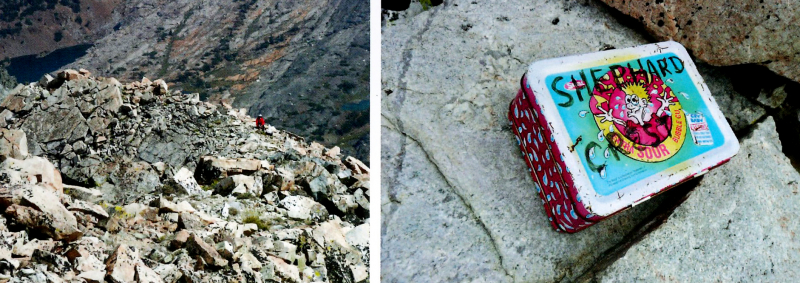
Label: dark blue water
xmin=341 ymin=99 xmax=369 ymax=111
xmin=5 ymin=44 xmax=93 ymax=83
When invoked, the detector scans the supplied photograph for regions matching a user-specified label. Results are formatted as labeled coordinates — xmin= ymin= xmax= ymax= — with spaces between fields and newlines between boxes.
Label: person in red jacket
xmin=256 ymin=114 xmax=266 ymax=130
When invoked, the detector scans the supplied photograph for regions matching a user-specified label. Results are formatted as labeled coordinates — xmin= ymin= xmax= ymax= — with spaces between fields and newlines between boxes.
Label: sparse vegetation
xmin=337 ymin=111 xmax=368 ymax=135
xmin=338 ymin=80 xmax=357 ymax=93
xmin=59 ymin=0 xmax=80 ymax=13
xmin=201 ymin=179 xmax=219 ymax=191
xmin=242 ymin=210 xmax=269 ymax=230
xmin=0 ymin=0 xmax=59 ymax=23
xmin=160 ymin=9 xmax=193 ymax=76
xmin=113 ymin=206 xmax=135 ymax=219
xmin=160 ymin=182 xmax=180 ymax=195
xmin=420 ymin=0 xmax=433 ymax=10
xmin=0 ymin=26 xmax=22 ymax=38
xmin=157 ymin=234 xmax=169 ymax=243
xmin=144 ymin=51 xmax=158 ymax=59
xmin=236 ymin=192 xmax=256 ymax=200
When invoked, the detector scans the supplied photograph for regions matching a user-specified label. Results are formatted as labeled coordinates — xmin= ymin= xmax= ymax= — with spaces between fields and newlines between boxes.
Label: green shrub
xmin=236 ymin=193 xmax=256 ymax=200
xmin=160 ymin=182 xmax=179 ymax=195
xmin=201 ymin=179 xmax=219 ymax=191
xmin=242 ymin=210 xmax=269 ymax=230
xmin=420 ymin=0 xmax=432 ymax=10
xmin=337 ymin=81 xmax=356 ymax=93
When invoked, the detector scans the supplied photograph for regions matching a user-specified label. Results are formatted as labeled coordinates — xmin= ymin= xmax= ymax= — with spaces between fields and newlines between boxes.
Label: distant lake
xmin=341 ymin=99 xmax=369 ymax=111
xmin=5 ymin=44 xmax=93 ymax=83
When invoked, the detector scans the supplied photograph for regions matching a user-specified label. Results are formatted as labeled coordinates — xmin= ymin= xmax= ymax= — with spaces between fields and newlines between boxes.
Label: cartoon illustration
xmin=589 ymin=67 xmax=687 ymax=162
xmin=546 ymin=52 xmax=726 ymax=195
xmin=624 ymin=90 xmax=651 ymax=125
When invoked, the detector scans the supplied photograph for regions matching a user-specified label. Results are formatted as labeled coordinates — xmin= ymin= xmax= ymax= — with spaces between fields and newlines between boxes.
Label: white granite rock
xmin=173 ymin=167 xmax=202 ymax=195
xmin=279 ymin=195 xmax=328 ymax=221
xmin=598 ymin=117 xmax=800 ymax=282
xmin=381 ymin=1 xmax=669 ymax=281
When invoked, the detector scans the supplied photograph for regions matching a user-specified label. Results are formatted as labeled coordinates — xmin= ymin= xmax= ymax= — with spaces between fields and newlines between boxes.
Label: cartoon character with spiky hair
xmin=584 ymin=65 xmax=689 ymax=164
xmin=618 ymin=81 xmax=677 ymax=146
xmin=590 ymin=67 xmax=685 ymax=151
xmin=622 ymin=83 xmax=652 ymax=126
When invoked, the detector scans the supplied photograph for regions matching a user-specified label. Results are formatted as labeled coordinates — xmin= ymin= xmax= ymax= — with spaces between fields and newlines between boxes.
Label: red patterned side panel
xmin=520 ymin=75 xmax=604 ymax=222
xmin=508 ymin=88 xmax=595 ymax=233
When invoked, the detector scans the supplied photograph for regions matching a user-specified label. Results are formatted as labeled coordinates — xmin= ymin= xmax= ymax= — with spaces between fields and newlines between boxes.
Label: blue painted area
xmin=544 ymin=52 xmax=725 ymax=196
xmin=341 ymin=99 xmax=369 ymax=111
xmin=6 ymin=44 xmax=93 ymax=83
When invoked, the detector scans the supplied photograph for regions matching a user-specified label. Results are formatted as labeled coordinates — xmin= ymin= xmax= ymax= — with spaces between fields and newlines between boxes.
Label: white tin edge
xmin=526 ymin=41 xmax=740 ymax=216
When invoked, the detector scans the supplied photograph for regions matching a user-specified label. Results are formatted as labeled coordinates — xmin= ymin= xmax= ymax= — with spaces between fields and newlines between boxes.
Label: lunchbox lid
xmin=525 ymin=41 xmax=739 ymax=217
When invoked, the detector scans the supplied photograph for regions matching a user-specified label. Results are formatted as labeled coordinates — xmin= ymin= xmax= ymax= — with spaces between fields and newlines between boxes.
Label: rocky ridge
xmin=0 ymin=69 xmax=370 ymax=282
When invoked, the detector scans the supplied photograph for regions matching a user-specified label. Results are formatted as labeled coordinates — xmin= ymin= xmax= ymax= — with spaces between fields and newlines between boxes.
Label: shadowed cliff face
xmin=0 ymin=0 xmax=369 ymax=163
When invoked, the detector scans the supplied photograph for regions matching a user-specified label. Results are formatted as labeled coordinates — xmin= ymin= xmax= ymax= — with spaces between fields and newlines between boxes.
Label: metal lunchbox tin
xmin=508 ymin=41 xmax=739 ymax=233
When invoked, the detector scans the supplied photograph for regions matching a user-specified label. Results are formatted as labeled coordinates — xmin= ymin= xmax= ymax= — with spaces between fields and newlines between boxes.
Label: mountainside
xmin=0 ymin=0 xmax=369 ymax=163
xmin=0 ymin=70 xmax=370 ymax=282
xmin=73 ymin=0 xmax=369 ymax=162
xmin=0 ymin=0 xmax=121 ymax=59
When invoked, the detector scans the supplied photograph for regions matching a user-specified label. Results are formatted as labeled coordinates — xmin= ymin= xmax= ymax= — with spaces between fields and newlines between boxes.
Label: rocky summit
xmin=0 ymin=69 xmax=370 ymax=282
